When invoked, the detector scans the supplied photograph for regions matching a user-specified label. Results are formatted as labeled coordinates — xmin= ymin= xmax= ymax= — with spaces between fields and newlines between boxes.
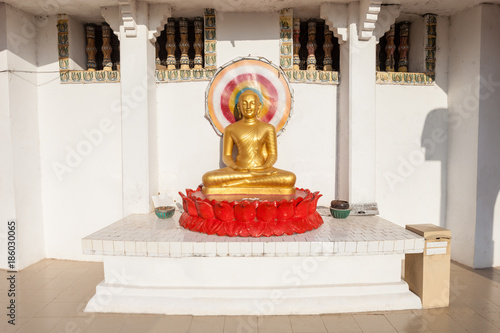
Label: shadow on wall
xmin=476 ymin=154 xmax=500 ymax=267
xmin=421 ymin=108 xmax=448 ymax=227
xmin=479 ymin=188 xmax=500 ymax=267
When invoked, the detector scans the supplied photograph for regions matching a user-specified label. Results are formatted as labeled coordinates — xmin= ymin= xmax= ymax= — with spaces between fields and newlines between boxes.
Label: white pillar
xmin=338 ymin=3 xmax=378 ymax=214
xmin=118 ymin=0 xmax=158 ymax=215
xmin=0 ymin=3 xmax=46 ymax=269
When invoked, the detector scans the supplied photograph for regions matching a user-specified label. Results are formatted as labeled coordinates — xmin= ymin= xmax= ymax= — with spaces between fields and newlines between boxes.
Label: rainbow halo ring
xmin=205 ymin=57 xmax=293 ymax=136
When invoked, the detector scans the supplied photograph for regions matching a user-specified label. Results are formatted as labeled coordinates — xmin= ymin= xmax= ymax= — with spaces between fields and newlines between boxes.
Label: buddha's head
xmin=237 ymin=90 xmax=262 ymax=120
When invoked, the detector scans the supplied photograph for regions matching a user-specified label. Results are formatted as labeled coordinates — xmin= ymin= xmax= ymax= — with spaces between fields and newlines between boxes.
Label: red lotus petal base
xmin=178 ymin=187 xmax=323 ymax=237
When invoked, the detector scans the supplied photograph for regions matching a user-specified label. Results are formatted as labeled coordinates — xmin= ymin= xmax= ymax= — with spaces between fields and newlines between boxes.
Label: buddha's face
xmin=238 ymin=92 xmax=260 ymax=119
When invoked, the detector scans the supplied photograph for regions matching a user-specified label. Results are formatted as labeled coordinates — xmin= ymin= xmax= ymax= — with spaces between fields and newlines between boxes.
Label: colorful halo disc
xmin=206 ymin=57 xmax=293 ymax=136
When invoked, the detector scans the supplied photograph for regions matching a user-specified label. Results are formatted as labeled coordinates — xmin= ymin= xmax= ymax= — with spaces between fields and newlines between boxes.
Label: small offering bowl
xmin=155 ymin=206 xmax=176 ymax=219
xmin=330 ymin=200 xmax=350 ymax=219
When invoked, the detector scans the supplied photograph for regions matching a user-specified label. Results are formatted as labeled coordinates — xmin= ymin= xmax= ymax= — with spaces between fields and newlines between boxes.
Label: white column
xmin=118 ymin=0 xmax=158 ymax=215
xmin=0 ymin=3 xmax=46 ymax=269
xmin=338 ymin=3 xmax=378 ymax=214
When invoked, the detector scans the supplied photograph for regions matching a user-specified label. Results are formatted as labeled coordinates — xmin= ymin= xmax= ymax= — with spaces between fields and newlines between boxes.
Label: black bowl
xmin=330 ymin=200 xmax=349 ymax=210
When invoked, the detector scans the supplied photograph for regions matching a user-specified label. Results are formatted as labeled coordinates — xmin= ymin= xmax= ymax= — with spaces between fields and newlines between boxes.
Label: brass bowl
xmin=155 ymin=206 xmax=175 ymax=219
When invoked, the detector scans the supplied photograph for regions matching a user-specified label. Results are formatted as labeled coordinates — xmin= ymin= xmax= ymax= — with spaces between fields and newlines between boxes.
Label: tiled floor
xmin=1 ymin=260 xmax=500 ymax=333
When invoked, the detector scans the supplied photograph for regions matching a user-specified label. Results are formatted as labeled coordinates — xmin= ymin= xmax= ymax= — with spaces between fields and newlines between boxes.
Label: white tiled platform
xmin=82 ymin=208 xmax=425 ymax=315
xmin=82 ymin=207 xmax=424 ymax=257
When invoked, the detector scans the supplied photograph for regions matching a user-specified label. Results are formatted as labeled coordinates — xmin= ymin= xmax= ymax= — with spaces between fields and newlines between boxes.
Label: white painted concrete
xmin=85 ymin=254 xmax=421 ymax=315
xmin=36 ymin=16 xmax=123 ymax=262
xmin=376 ymin=16 xmax=449 ymax=229
xmin=407 ymin=14 xmax=425 ymax=74
xmin=0 ymin=4 xmax=45 ymax=270
xmin=446 ymin=6 xmax=482 ymax=267
xmin=68 ymin=16 xmax=85 ymax=70
xmin=474 ymin=4 xmax=500 ymax=267
xmin=339 ymin=2 xmax=377 ymax=206
xmin=216 ymin=12 xmax=280 ymax=67
xmin=4 ymin=0 xmax=500 ymax=23
xmin=119 ymin=2 xmax=158 ymax=215
xmin=376 ymin=85 xmax=448 ymax=228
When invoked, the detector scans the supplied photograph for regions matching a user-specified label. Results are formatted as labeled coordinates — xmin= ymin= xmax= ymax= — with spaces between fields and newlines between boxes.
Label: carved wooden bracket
xmin=373 ymin=5 xmax=401 ymax=43
xmin=118 ymin=0 xmax=137 ymax=38
xmin=320 ymin=3 xmax=348 ymax=44
xmin=359 ymin=0 xmax=382 ymax=41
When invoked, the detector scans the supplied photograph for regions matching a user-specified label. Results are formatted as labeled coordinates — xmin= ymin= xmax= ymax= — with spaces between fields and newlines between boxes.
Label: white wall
xmin=474 ymin=4 xmax=500 ymax=267
xmin=407 ymin=15 xmax=425 ymax=74
xmin=447 ymin=6 xmax=482 ymax=267
xmin=0 ymin=4 xmax=14 ymax=270
xmin=0 ymin=4 xmax=46 ymax=270
xmin=279 ymin=84 xmax=337 ymax=205
xmin=376 ymin=16 xmax=449 ymax=229
xmin=37 ymin=16 xmax=123 ymax=261
xmin=216 ymin=12 xmax=280 ymax=66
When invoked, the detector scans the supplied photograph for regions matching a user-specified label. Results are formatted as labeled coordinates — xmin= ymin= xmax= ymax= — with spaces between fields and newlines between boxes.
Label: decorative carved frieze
xmin=193 ymin=17 xmax=204 ymax=69
xmin=85 ymin=25 xmax=98 ymax=71
xmin=279 ymin=9 xmax=293 ymax=75
xmin=165 ymin=18 xmax=177 ymax=70
xmin=57 ymin=15 xmax=69 ymax=72
xmin=101 ymin=24 xmax=113 ymax=71
xmin=323 ymin=25 xmax=334 ymax=71
xmin=179 ymin=18 xmax=190 ymax=70
xmin=156 ymin=9 xmax=217 ymax=82
xmin=376 ymin=71 xmax=433 ymax=85
xmin=384 ymin=24 xmax=396 ymax=72
xmin=293 ymin=18 xmax=301 ymax=71
xmin=425 ymin=14 xmax=437 ymax=80
xmin=204 ymin=8 xmax=217 ymax=71
xmin=398 ymin=21 xmax=410 ymax=72
xmin=306 ymin=20 xmax=317 ymax=71
xmin=58 ymin=15 xmax=120 ymax=83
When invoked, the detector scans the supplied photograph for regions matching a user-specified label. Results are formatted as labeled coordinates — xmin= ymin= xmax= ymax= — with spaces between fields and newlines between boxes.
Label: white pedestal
xmin=83 ymin=208 xmax=424 ymax=315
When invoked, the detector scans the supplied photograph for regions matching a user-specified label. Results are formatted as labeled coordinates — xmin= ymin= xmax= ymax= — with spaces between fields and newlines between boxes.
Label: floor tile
xmin=84 ymin=316 xmax=126 ymax=333
xmin=17 ymin=301 xmax=49 ymax=318
xmin=321 ymin=314 xmax=362 ymax=332
xmin=14 ymin=317 xmax=61 ymax=333
xmin=257 ymin=315 xmax=292 ymax=333
xmin=384 ymin=312 xmax=430 ymax=332
xmin=189 ymin=316 xmax=224 ymax=333
xmin=412 ymin=309 xmax=465 ymax=331
xmin=446 ymin=305 xmax=498 ymax=330
xmin=1 ymin=317 xmax=28 ymax=333
xmin=52 ymin=287 xmax=94 ymax=303
xmin=35 ymin=301 xmax=85 ymax=318
xmin=18 ymin=287 xmax=64 ymax=303
xmin=353 ymin=314 xmax=396 ymax=332
xmin=119 ymin=315 xmax=192 ymax=333
xmin=223 ymin=316 xmax=259 ymax=333
xmin=51 ymin=317 xmax=94 ymax=333
xmin=289 ymin=315 xmax=327 ymax=333
xmin=5 ymin=259 xmax=500 ymax=333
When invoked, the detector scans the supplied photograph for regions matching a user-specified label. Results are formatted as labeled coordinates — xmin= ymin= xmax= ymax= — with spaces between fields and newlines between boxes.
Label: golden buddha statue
xmin=202 ymin=90 xmax=296 ymax=195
